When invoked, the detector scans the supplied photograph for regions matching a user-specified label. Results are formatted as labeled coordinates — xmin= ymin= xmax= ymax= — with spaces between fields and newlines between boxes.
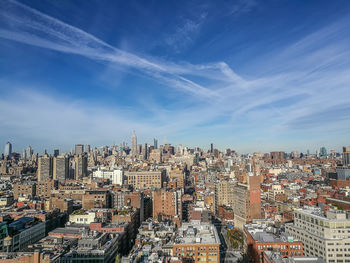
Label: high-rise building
xmin=320 ymin=147 xmax=327 ymax=157
xmin=53 ymin=149 xmax=59 ymax=157
xmin=342 ymin=146 xmax=350 ymax=166
xmin=53 ymin=155 xmax=69 ymax=183
xmin=270 ymin=151 xmax=285 ymax=160
xmin=286 ymin=209 xmax=350 ymax=263
xmin=75 ymin=144 xmax=84 ymax=155
xmin=131 ymin=131 xmax=137 ymax=157
xmin=233 ymin=174 xmax=261 ymax=230
xmin=85 ymin=144 xmax=91 ymax=153
xmin=73 ymin=155 xmax=88 ymax=180
xmin=210 ymin=143 xmax=213 ymax=153
xmin=143 ymin=143 xmax=148 ymax=160
xmin=214 ymin=180 xmax=235 ymax=215
xmin=25 ymin=146 xmax=33 ymax=160
xmin=38 ymin=155 xmax=53 ymax=181
xmin=4 ymin=142 xmax=12 ymax=156
xmin=153 ymin=138 xmax=158 ymax=150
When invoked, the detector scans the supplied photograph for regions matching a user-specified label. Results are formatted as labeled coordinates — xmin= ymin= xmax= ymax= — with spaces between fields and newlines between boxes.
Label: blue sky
xmin=1 ymin=0 xmax=350 ymax=154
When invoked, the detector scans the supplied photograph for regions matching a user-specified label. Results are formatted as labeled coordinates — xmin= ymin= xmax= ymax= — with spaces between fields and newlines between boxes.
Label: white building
xmin=93 ymin=168 xmax=124 ymax=185
xmin=286 ymin=208 xmax=350 ymax=263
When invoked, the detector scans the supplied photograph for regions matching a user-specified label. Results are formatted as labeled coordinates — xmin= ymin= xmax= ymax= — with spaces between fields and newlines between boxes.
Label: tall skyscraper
xmin=143 ymin=143 xmax=148 ymax=160
xmin=153 ymin=138 xmax=158 ymax=150
xmin=210 ymin=143 xmax=213 ymax=153
xmin=343 ymin=146 xmax=350 ymax=166
xmin=53 ymin=155 xmax=69 ymax=183
xmin=4 ymin=142 xmax=12 ymax=156
xmin=25 ymin=146 xmax=33 ymax=160
xmin=131 ymin=131 xmax=137 ymax=157
xmin=74 ymin=155 xmax=87 ymax=180
xmin=85 ymin=144 xmax=91 ymax=153
xmin=38 ymin=155 xmax=53 ymax=181
xmin=53 ymin=149 xmax=59 ymax=157
xmin=320 ymin=147 xmax=327 ymax=157
xmin=75 ymin=144 xmax=84 ymax=155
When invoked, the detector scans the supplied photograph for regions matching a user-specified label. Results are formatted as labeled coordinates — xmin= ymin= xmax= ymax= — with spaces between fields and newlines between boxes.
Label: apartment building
xmin=286 ymin=209 xmax=350 ymax=263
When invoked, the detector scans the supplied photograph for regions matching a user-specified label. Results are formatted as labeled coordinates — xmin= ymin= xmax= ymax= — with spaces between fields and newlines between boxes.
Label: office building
xmin=75 ymin=144 xmax=84 ymax=155
xmin=154 ymin=138 xmax=158 ymax=149
xmin=343 ymin=146 xmax=350 ymax=166
xmin=270 ymin=152 xmax=285 ymax=160
xmin=85 ymin=144 xmax=91 ymax=153
xmin=131 ymin=131 xmax=137 ymax=157
xmin=286 ymin=208 xmax=350 ymax=263
xmin=25 ymin=146 xmax=33 ymax=160
xmin=320 ymin=147 xmax=327 ymax=157
xmin=53 ymin=149 xmax=59 ymax=157
xmin=53 ymin=155 xmax=69 ymax=183
xmin=125 ymin=170 xmax=166 ymax=189
xmin=214 ymin=180 xmax=235 ymax=215
xmin=37 ymin=155 xmax=53 ymax=181
xmin=73 ymin=155 xmax=88 ymax=180
xmin=4 ymin=142 xmax=12 ymax=156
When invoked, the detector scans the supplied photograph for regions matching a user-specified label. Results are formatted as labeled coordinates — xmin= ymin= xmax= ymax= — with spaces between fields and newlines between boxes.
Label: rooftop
xmin=174 ymin=222 xmax=220 ymax=245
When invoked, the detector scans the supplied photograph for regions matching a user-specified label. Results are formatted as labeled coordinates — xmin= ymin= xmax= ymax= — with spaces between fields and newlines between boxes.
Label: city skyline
xmin=1 ymin=0 xmax=350 ymax=152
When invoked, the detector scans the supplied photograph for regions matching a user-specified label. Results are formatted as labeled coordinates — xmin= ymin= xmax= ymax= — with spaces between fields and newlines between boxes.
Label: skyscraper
xmin=131 ymin=131 xmax=137 ymax=157
xmin=153 ymin=138 xmax=158 ymax=150
xmin=25 ymin=146 xmax=33 ymax=160
xmin=210 ymin=143 xmax=213 ymax=153
xmin=85 ymin=144 xmax=91 ymax=153
xmin=320 ymin=147 xmax=327 ymax=157
xmin=74 ymin=155 xmax=87 ymax=180
xmin=4 ymin=142 xmax=12 ymax=156
xmin=343 ymin=146 xmax=350 ymax=166
xmin=53 ymin=155 xmax=69 ymax=183
xmin=75 ymin=144 xmax=84 ymax=155
xmin=38 ymin=155 xmax=53 ymax=181
xmin=53 ymin=149 xmax=59 ymax=157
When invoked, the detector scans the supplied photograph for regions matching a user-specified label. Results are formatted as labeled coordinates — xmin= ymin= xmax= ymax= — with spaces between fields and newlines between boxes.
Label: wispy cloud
xmin=164 ymin=12 xmax=207 ymax=53
xmin=0 ymin=0 xmax=350 ymax=152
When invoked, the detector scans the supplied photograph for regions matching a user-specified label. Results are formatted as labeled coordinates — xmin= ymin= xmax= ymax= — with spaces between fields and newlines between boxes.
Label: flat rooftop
xmin=174 ymin=222 xmax=220 ymax=245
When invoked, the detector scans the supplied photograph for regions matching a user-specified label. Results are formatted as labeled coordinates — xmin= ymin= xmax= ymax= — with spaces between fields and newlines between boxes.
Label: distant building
xmin=270 ymin=152 xmax=285 ymax=160
xmin=3 ymin=142 xmax=12 ymax=156
xmin=154 ymin=138 xmax=158 ymax=149
xmin=53 ymin=149 xmax=59 ymax=157
xmin=75 ymin=144 xmax=84 ymax=155
xmin=131 ymin=131 xmax=137 ymax=157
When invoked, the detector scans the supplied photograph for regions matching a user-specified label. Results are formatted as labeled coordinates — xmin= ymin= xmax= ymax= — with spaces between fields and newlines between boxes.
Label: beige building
xmin=286 ymin=209 xmax=350 ymax=263
xmin=214 ymin=180 xmax=235 ymax=214
xmin=268 ymin=184 xmax=284 ymax=202
xmin=125 ymin=170 xmax=166 ymax=189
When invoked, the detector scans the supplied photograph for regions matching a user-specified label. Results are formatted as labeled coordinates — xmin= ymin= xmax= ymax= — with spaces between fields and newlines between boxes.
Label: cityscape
xmin=1 ymin=138 xmax=350 ymax=263
xmin=1 ymin=0 xmax=350 ymax=263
